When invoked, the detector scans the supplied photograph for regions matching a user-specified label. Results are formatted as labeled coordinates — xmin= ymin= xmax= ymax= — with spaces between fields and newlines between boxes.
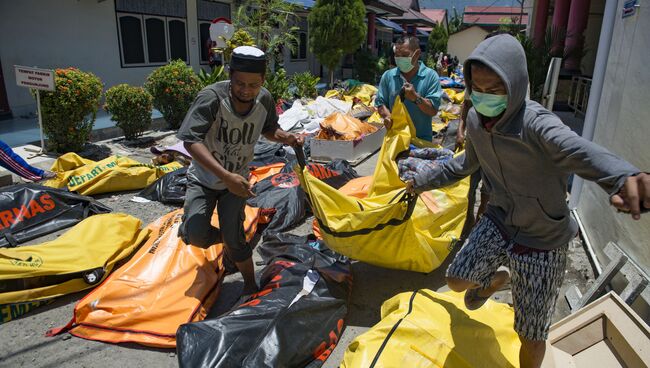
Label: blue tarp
xmin=439 ymin=77 xmax=465 ymax=89
xmin=376 ymin=17 xmax=404 ymax=32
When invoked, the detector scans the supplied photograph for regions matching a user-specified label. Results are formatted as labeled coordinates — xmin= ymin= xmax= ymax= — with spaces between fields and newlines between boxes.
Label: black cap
xmin=230 ymin=46 xmax=266 ymax=73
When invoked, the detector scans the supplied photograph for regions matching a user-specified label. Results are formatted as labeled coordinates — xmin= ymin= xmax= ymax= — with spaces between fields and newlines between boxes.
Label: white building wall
xmin=447 ymin=26 xmax=489 ymax=63
xmin=576 ymin=0 xmax=650 ymax=276
xmin=282 ymin=14 xmax=314 ymax=78
xmin=0 ymin=0 xmax=225 ymax=117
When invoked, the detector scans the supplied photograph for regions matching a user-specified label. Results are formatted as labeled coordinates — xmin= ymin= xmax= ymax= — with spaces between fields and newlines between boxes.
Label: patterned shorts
xmin=446 ymin=215 xmax=568 ymax=341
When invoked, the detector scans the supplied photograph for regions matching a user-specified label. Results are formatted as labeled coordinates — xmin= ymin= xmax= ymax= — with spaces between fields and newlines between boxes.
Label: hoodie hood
xmin=464 ymin=34 xmax=529 ymax=133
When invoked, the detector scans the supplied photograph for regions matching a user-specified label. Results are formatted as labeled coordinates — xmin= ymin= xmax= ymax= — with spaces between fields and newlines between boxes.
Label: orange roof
xmin=419 ymin=9 xmax=446 ymax=24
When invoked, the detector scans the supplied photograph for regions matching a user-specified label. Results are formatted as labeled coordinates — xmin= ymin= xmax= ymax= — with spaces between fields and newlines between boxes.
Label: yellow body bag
xmin=45 ymin=153 xmax=182 ymax=195
xmin=0 ymin=213 xmax=148 ymax=304
xmin=297 ymin=97 xmax=468 ymax=272
xmin=342 ymin=290 xmax=521 ymax=368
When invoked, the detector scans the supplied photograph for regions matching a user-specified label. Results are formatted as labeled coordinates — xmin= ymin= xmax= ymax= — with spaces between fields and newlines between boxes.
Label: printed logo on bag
xmin=1 ymin=300 xmax=51 ymax=324
xmin=67 ymin=161 xmax=116 ymax=188
xmin=0 ymin=194 xmax=56 ymax=230
xmin=10 ymin=254 xmax=43 ymax=268
xmin=313 ymin=319 xmax=345 ymax=362
xmin=149 ymin=214 xmax=182 ymax=254
xmin=239 ymin=261 xmax=296 ymax=308
xmin=82 ymin=268 xmax=105 ymax=285
xmin=66 ymin=156 xmax=179 ymax=188
xmin=270 ymin=164 xmax=341 ymax=188
xmin=271 ymin=173 xmax=300 ymax=188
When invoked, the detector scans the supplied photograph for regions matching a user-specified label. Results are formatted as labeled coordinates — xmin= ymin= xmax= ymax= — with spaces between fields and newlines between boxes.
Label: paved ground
xmin=0 ymin=131 xmax=595 ymax=368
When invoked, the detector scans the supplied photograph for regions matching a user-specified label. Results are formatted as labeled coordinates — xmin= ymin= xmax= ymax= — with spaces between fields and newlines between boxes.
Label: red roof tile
xmin=420 ymin=9 xmax=446 ymax=24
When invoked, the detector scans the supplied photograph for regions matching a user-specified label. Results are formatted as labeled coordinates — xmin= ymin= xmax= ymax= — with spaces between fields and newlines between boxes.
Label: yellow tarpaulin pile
xmin=347 ymin=84 xmax=378 ymax=106
xmin=44 ymin=153 xmax=182 ymax=195
xmin=325 ymin=84 xmax=378 ymax=107
xmin=439 ymin=102 xmax=463 ymax=123
xmin=0 ymin=213 xmax=148 ymax=305
xmin=444 ymin=88 xmax=465 ymax=104
xmin=342 ymin=290 xmax=521 ymax=368
xmin=297 ymin=97 xmax=468 ymax=273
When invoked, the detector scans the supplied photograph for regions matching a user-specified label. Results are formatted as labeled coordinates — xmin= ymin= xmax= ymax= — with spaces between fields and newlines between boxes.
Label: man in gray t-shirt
xmin=176 ymin=46 xmax=303 ymax=295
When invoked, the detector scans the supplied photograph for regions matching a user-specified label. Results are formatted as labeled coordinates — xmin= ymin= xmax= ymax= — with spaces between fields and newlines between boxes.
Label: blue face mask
xmin=395 ymin=55 xmax=415 ymax=73
xmin=470 ymin=91 xmax=508 ymax=117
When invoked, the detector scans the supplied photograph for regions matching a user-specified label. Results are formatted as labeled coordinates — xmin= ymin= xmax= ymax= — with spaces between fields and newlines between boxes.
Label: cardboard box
xmin=310 ymin=124 xmax=386 ymax=166
xmin=542 ymin=291 xmax=650 ymax=368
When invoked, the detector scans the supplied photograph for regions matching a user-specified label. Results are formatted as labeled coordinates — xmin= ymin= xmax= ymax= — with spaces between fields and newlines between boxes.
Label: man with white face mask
xmin=376 ymin=36 xmax=442 ymax=142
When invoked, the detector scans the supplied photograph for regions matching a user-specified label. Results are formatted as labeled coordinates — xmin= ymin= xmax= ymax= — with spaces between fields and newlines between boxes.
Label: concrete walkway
xmin=0 ymin=110 xmax=168 ymax=185
xmin=0 ymin=109 xmax=164 ymax=148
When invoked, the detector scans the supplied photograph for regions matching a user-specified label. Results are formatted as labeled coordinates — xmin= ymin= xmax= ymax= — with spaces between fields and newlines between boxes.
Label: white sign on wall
xmin=15 ymin=65 xmax=55 ymax=91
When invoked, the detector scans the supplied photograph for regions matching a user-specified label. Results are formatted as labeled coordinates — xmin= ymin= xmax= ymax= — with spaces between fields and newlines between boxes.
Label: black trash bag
xmin=257 ymin=233 xmax=349 ymax=266
xmin=136 ymin=167 xmax=188 ymax=205
xmin=249 ymin=137 xmax=314 ymax=169
xmin=176 ymin=235 xmax=352 ymax=368
xmin=249 ymin=141 xmax=289 ymax=168
xmin=247 ymin=159 xmax=358 ymax=234
xmin=433 ymin=119 xmax=460 ymax=151
xmin=0 ymin=184 xmax=111 ymax=248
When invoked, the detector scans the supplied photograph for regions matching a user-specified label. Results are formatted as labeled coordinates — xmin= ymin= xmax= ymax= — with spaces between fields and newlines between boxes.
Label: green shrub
xmin=145 ymin=60 xmax=202 ymax=129
xmin=291 ymin=71 xmax=319 ymax=98
xmin=353 ymin=48 xmax=379 ymax=84
xmin=308 ymin=0 xmax=367 ymax=86
xmin=264 ymin=68 xmax=291 ymax=102
xmin=377 ymin=56 xmax=391 ymax=77
xmin=38 ymin=67 xmax=103 ymax=153
xmin=197 ymin=65 xmax=228 ymax=88
xmin=427 ymin=24 xmax=448 ymax=57
xmin=224 ymin=29 xmax=255 ymax=62
xmin=104 ymin=84 xmax=153 ymax=140
xmin=425 ymin=55 xmax=437 ymax=70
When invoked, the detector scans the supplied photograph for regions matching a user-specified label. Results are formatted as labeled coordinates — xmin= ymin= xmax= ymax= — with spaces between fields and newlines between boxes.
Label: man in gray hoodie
xmin=402 ymin=34 xmax=649 ymax=367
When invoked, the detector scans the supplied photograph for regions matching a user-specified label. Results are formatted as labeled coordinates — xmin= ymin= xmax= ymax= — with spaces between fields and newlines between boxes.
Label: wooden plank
xmin=570 ymin=251 xmax=627 ymax=312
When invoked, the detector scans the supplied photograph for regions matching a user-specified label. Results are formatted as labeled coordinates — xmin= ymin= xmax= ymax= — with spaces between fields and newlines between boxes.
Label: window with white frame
xmin=197 ymin=0 xmax=231 ymax=64
xmin=117 ymin=13 xmax=188 ymax=66
xmin=115 ymin=0 xmax=188 ymax=67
